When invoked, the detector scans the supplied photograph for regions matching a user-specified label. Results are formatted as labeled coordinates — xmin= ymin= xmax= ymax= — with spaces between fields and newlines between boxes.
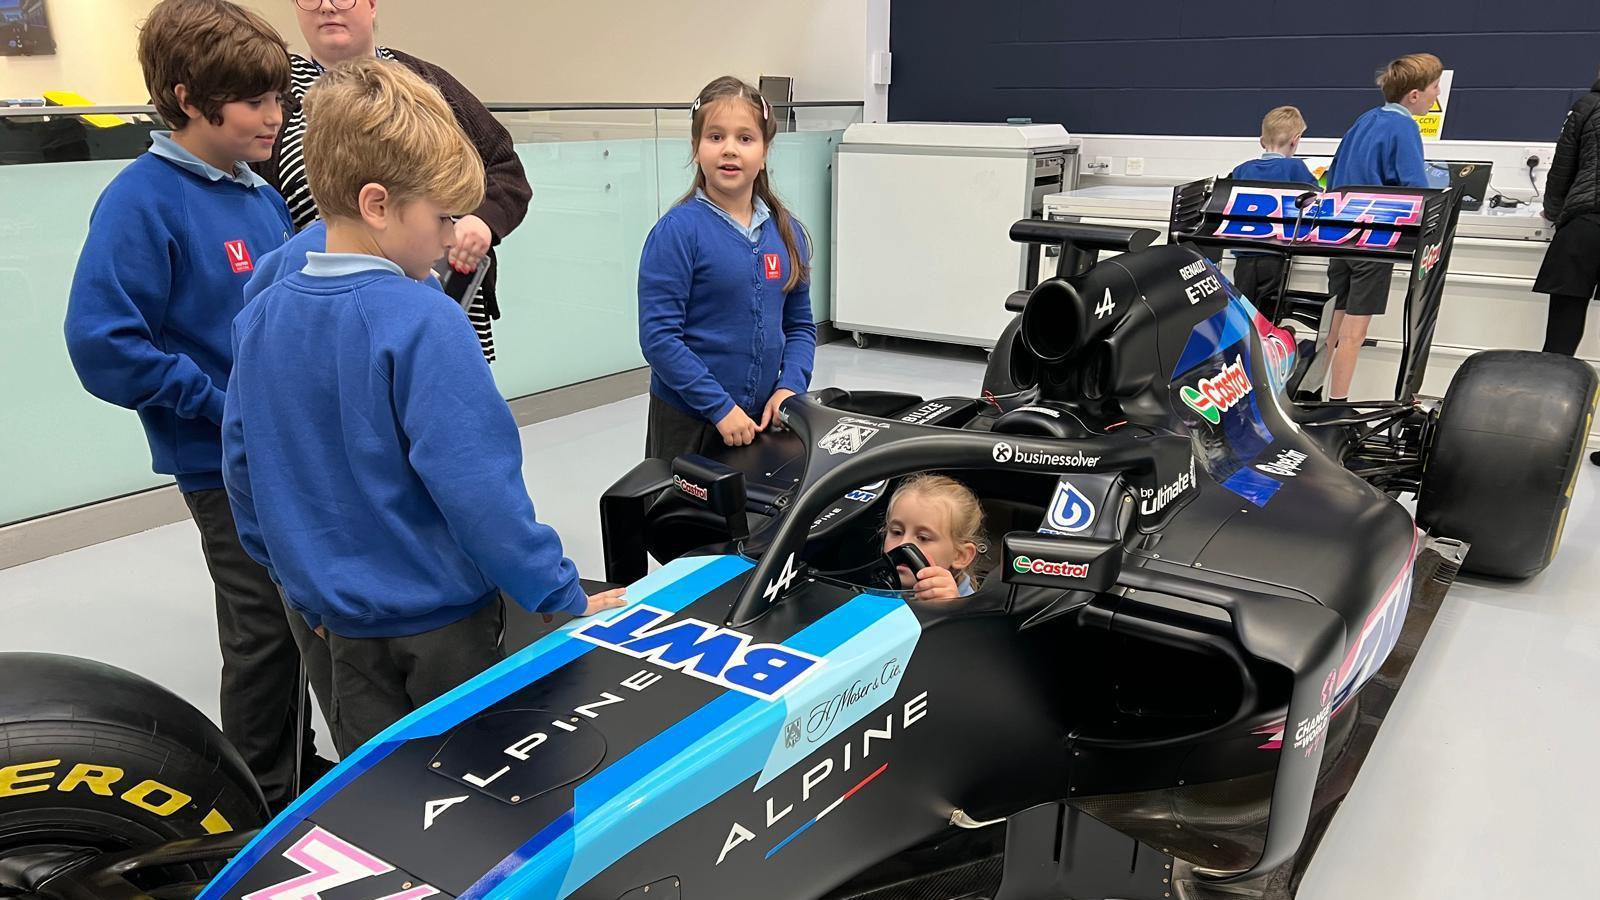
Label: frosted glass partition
xmin=0 ymin=103 xmax=861 ymax=525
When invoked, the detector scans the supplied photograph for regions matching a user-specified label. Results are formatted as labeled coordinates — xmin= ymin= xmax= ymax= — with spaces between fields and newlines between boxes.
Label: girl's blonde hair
xmin=680 ymin=75 xmax=811 ymax=293
xmin=888 ymin=474 xmax=987 ymax=583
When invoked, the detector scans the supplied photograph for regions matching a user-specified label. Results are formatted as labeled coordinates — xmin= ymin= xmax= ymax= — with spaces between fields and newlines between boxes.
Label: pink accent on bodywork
xmin=242 ymin=826 xmax=438 ymax=900
xmin=1252 ymin=311 xmax=1298 ymax=390
xmin=1252 ymin=529 xmax=1419 ymax=751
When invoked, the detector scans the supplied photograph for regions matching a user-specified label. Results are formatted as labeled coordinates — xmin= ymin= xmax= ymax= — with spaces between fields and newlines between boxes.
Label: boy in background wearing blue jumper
xmin=1323 ymin=53 xmax=1443 ymax=401
xmin=1230 ymin=106 xmax=1319 ymax=314
xmin=222 ymin=59 xmax=624 ymax=755
xmin=62 ymin=0 xmax=321 ymax=812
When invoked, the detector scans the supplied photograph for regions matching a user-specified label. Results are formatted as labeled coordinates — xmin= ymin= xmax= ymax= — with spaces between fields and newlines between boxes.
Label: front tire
xmin=1416 ymin=350 xmax=1599 ymax=578
xmin=0 ymin=654 xmax=267 ymax=867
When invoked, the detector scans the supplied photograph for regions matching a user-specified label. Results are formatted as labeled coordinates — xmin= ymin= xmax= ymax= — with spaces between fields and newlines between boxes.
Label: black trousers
xmin=323 ymin=598 xmax=505 ymax=756
xmin=281 ymin=590 xmax=334 ymax=742
xmin=182 ymin=489 xmax=319 ymax=809
xmin=1232 ymin=255 xmax=1288 ymax=313
xmin=645 ymin=392 xmax=722 ymax=461
xmin=1543 ymin=294 xmax=1592 ymax=356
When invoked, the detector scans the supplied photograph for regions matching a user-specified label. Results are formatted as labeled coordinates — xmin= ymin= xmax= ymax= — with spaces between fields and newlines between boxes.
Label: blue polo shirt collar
xmin=695 ymin=188 xmax=771 ymax=242
xmin=302 ymin=251 xmax=405 ymax=278
xmin=148 ymin=131 xmax=269 ymax=188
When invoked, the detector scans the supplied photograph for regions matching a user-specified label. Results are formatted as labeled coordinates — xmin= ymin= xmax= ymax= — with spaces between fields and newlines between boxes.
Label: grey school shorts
xmin=1328 ymin=259 xmax=1395 ymax=316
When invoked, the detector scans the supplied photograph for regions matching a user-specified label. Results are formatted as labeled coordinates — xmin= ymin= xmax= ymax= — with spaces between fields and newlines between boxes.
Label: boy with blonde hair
xmin=222 ymin=58 xmax=623 ymax=753
xmin=63 ymin=0 xmax=321 ymax=811
xmin=1323 ymin=53 xmax=1444 ymax=400
xmin=1230 ymin=106 xmax=1319 ymax=311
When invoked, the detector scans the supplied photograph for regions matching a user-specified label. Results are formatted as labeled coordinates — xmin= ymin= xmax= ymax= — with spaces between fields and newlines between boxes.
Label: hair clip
xmin=690 ymin=96 xmax=702 ymax=116
xmin=761 ymin=96 xmax=770 ymax=121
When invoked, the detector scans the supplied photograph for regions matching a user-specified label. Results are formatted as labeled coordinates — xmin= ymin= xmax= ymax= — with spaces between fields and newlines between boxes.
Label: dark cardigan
xmin=255 ymin=48 xmax=532 ymax=318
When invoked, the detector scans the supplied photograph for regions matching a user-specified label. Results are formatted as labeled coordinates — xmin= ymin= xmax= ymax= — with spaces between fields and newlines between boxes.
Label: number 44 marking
xmin=242 ymin=827 xmax=438 ymax=900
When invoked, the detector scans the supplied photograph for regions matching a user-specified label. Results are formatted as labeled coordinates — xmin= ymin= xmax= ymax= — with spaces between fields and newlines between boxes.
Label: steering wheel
xmin=863 ymin=542 xmax=932 ymax=592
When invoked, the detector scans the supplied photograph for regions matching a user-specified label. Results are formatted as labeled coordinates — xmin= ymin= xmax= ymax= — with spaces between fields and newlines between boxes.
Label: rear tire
xmin=1416 ymin=350 xmax=1599 ymax=578
xmin=0 ymin=654 xmax=266 ymax=866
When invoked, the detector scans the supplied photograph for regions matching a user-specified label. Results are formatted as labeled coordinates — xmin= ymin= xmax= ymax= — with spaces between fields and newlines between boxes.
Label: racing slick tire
xmin=0 ymin=653 xmax=267 ymax=865
xmin=1417 ymin=350 xmax=1599 ymax=578
xmin=981 ymin=314 xmax=1036 ymax=398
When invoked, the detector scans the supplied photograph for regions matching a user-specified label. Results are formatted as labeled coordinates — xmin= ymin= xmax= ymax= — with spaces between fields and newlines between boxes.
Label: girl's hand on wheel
xmin=758 ymin=389 xmax=796 ymax=431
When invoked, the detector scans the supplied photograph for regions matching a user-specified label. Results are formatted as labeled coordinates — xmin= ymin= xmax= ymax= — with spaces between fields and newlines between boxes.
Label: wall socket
xmin=1125 ymin=157 xmax=1147 ymax=176
xmin=1524 ymin=147 xmax=1544 ymax=169
xmin=1088 ymin=156 xmax=1113 ymax=173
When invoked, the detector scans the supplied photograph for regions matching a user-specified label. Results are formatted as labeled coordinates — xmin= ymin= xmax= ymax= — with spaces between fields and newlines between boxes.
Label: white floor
xmin=1 ymin=340 xmax=1595 ymax=896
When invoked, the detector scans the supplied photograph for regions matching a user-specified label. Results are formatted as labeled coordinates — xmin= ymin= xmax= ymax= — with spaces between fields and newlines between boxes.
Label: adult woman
xmin=259 ymin=0 xmax=530 ymax=362
xmin=1536 ymin=75 xmax=1600 ymax=359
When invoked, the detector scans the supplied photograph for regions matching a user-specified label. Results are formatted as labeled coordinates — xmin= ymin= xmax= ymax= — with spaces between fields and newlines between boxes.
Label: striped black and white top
xmin=279 ymin=50 xmax=496 ymax=362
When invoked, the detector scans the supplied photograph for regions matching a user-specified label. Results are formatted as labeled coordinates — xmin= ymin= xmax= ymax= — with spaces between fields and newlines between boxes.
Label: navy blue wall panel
xmin=889 ymin=1 xmax=1600 ymax=142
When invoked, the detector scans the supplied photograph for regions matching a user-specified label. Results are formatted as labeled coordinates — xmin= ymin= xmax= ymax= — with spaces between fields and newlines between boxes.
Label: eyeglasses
xmin=294 ymin=0 xmax=358 ymax=11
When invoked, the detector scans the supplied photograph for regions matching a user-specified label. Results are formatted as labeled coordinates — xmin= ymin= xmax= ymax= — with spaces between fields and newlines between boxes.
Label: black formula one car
xmin=1 ymin=179 xmax=1594 ymax=900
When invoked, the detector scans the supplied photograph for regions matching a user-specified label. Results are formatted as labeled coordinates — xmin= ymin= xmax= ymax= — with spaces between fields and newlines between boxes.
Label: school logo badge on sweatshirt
xmin=225 ymin=240 xmax=254 ymax=274
xmin=764 ymin=253 xmax=782 ymax=281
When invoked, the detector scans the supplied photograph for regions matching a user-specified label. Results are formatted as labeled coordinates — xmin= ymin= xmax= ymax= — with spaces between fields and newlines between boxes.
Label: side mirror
xmin=1001 ymin=531 xmax=1123 ymax=594
xmin=600 ymin=458 xmax=673 ymax=585
xmin=672 ymin=454 xmax=749 ymax=540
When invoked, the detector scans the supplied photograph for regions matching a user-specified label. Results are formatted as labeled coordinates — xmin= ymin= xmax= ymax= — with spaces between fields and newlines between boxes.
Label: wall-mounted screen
xmin=1 ymin=0 xmax=54 ymax=57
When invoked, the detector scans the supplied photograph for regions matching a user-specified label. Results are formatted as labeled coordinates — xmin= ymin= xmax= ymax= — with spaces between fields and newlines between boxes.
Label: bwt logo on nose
xmin=575 ymin=606 xmax=822 ymax=700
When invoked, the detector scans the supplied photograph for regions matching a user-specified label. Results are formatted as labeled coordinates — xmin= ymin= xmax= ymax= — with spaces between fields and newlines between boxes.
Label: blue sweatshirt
xmin=223 ymin=253 xmax=587 ymax=637
xmin=1231 ymin=153 xmax=1318 ymax=186
xmin=244 ymin=219 xmax=443 ymax=303
xmin=64 ymin=134 xmax=292 ymax=492
xmin=1327 ymin=104 xmax=1430 ymax=189
xmin=638 ymin=196 xmax=817 ymax=423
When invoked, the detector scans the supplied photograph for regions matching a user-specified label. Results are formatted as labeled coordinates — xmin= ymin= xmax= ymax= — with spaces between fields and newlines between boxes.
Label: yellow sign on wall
xmin=1414 ymin=69 xmax=1454 ymax=141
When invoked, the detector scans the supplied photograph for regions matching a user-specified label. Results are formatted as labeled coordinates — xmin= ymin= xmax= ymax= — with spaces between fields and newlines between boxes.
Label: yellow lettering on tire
xmin=201 ymin=808 xmax=234 ymax=835
xmin=57 ymin=763 xmax=125 ymax=797
xmin=0 ymin=760 xmax=59 ymax=798
xmin=120 ymin=780 xmax=191 ymax=817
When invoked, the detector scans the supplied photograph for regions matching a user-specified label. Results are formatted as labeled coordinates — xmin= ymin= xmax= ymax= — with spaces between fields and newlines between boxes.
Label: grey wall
xmin=889 ymin=1 xmax=1599 ymax=142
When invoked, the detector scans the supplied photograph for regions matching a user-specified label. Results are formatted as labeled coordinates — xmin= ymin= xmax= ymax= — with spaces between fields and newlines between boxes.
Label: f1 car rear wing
xmin=1169 ymin=177 xmax=1464 ymax=401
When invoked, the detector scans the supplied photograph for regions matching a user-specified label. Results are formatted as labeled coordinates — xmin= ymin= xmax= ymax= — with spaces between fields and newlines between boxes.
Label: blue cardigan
xmin=638 ymin=199 xmax=816 ymax=423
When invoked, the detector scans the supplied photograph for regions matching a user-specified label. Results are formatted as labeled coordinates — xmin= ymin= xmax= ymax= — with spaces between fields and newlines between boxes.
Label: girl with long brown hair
xmin=638 ymin=76 xmax=817 ymax=458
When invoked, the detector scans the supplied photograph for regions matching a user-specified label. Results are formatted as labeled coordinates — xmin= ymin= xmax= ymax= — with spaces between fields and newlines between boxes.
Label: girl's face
xmin=883 ymin=491 xmax=977 ymax=589
xmin=695 ymin=99 xmax=767 ymax=204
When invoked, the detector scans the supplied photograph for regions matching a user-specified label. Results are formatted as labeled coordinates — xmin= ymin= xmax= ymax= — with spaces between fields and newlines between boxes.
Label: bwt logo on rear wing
xmin=1217 ymin=188 xmax=1423 ymax=249
xmin=1169 ymin=176 xmax=1465 ymax=402
xmin=1168 ymin=177 xmax=1451 ymax=263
